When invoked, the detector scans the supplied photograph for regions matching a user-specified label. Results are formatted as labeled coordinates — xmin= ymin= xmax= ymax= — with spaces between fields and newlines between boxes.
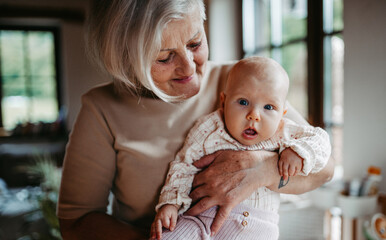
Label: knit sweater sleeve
xmin=278 ymin=118 xmax=331 ymax=176
xmin=155 ymin=111 xmax=219 ymax=214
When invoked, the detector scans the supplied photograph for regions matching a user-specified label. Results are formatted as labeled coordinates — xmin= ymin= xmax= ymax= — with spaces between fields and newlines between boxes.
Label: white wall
xmin=343 ymin=0 xmax=386 ymax=192
xmin=208 ymin=0 xmax=242 ymax=61
xmin=61 ymin=21 xmax=109 ymax=128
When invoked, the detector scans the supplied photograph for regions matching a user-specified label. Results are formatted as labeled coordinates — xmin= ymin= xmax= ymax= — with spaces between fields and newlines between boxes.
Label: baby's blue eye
xmin=264 ymin=104 xmax=274 ymax=110
xmin=238 ymin=99 xmax=249 ymax=106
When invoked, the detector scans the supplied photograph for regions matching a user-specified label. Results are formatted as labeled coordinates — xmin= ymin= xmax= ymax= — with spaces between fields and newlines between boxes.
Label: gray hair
xmin=86 ymin=0 xmax=206 ymax=101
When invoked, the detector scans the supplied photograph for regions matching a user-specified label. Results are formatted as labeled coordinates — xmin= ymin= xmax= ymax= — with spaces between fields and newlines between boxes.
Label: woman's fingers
xmin=210 ymin=206 xmax=232 ymax=236
xmin=191 ymin=153 xmax=219 ymax=188
xmin=185 ymin=196 xmax=216 ymax=216
xmin=192 ymin=152 xmax=220 ymax=169
xmin=189 ymin=184 xmax=206 ymax=203
xmin=190 ymin=150 xmax=272 ymax=215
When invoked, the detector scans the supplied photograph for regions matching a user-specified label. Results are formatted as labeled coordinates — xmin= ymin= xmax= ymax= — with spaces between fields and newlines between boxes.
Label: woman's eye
xmin=157 ymin=53 xmax=174 ymax=63
xmin=264 ymin=104 xmax=274 ymax=110
xmin=158 ymin=58 xmax=169 ymax=63
xmin=238 ymin=99 xmax=249 ymax=106
xmin=189 ymin=41 xmax=201 ymax=50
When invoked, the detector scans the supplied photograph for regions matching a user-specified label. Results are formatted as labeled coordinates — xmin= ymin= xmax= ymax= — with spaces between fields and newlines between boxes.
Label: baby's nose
xmin=246 ymin=110 xmax=260 ymax=121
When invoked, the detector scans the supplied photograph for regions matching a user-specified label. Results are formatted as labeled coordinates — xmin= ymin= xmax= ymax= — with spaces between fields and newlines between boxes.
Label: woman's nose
xmin=246 ymin=110 xmax=260 ymax=121
xmin=176 ymin=51 xmax=194 ymax=76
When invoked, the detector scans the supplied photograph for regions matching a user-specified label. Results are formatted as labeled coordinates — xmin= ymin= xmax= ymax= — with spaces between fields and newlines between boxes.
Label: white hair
xmin=86 ymin=0 xmax=206 ymax=101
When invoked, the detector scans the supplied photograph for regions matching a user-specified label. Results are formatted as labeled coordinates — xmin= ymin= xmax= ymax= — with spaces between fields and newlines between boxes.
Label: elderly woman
xmin=57 ymin=0 xmax=334 ymax=239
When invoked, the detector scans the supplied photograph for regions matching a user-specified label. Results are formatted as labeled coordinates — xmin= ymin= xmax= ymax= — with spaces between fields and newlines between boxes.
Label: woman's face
xmin=151 ymin=7 xmax=209 ymax=99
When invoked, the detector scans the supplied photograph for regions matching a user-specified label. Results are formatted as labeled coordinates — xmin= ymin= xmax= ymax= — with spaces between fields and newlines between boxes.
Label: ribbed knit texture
xmin=155 ymin=109 xmax=330 ymax=239
xmin=160 ymin=204 xmax=279 ymax=240
xmin=156 ymin=109 xmax=331 ymax=214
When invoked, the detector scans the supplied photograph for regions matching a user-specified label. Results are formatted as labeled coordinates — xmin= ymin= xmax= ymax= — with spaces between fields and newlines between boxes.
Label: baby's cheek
xmin=265 ymin=125 xmax=278 ymax=139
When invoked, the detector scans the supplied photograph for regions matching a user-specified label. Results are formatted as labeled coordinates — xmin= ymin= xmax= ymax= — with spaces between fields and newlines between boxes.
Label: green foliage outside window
xmin=0 ymin=30 xmax=58 ymax=131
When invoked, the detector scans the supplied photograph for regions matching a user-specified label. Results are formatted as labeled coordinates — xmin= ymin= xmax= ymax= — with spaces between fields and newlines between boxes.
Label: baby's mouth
xmin=243 ymin=128 xmax=257 ymax=136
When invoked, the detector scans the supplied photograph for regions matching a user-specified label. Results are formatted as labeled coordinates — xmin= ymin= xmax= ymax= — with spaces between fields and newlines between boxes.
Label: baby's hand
xmin=150 ymin=204 xmax=179 ymax=239
xmin=278 ymin=148 xmax=304 ymax=181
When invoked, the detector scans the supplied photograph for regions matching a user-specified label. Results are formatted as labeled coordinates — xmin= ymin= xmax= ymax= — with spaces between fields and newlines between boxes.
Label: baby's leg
xmin=160 ymin=205 xmax=279 ymax=240
xmin=161 ymin=208 xmax=214 ymax=240
xmin=213 ymin=204 xmax=280 ymax=240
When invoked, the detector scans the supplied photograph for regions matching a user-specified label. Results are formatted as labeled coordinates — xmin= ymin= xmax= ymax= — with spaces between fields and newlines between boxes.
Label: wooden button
xmin=243 ymin=211 xmax=249 ymax=217
xmin=242 ymin=220 xmax=248 ymax=226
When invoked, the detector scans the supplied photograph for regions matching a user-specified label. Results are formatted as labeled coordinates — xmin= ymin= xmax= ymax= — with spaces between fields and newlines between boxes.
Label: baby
xmin=151 ymin=56 xmax=331 ymax=239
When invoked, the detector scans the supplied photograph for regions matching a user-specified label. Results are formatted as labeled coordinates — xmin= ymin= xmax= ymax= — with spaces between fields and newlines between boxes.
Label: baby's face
xmin=221 ymin=59 xmax=288 ymax=146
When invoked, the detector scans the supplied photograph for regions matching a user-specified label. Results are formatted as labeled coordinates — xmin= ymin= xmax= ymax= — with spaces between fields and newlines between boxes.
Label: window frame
xmin=241 ymin=0 xmax=343 ymax=128
xmin=0 ymin=24 xmax=62 ymax=129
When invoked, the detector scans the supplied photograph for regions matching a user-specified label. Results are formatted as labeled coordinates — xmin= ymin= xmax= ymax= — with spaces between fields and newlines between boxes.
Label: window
xmin=0 ymin=27 xmax=61 ymax=132
xmin=322 ymin=0 xmax=344 ymax=165
xmin=243 ymin=0 xmax=308 ymax=117
xmin=242 ymin=0 xmax=344 ymax=164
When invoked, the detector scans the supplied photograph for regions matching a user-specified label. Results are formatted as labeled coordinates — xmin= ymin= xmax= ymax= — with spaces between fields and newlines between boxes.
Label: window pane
xmin=324 ymin=35 xmax=344 ymax=164
xmin=31 ymin=76 xmax=57 ymax=98
xmin=30 ymin=96 xmax=58 ymax=123
xmin=2 ymin=96 xmax=29 ymax=129
xmin=0 ymin=31 xmax=25 ymax=76
xmin=2 ymin=76 xmax=26 ymax=97
xmin=243 ymin=0 xmax=257 ymax=53
xmin=31 ymin=76 xmax=58 ymax=123
xmin=279 ymin=42 xmax=308 ymax=118
xmin=332 ymin=37 xmax=344 ymax=125
xmin=324 ymin=0 xmax=343 ymax=33
xmin=28 ymin=31 xmax=56 ymax=77
xmin=333 ymin=0 xmax=343 ymax=31
xmin=323 ymin=35 xmax=344 ymax=126
xmin=1 ymin=30 xmax=59 ymax=131
xmin=243 ymin=0 xmax=271 ymax=53
xmin=281 ymin=0 xmax=307 ymax=43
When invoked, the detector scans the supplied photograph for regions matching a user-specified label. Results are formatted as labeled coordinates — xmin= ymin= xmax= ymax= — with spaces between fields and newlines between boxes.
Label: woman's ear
xmin=220 ymin=92 xmax=226 ymax=110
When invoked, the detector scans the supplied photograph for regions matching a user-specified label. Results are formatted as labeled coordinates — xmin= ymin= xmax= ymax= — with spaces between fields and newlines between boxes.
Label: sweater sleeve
xmin=57 ymin=90 xmax=116 ymax=219
xmin=155 ymin=156 xmax=199 ymax=214
xmin=278 ymin=119 xmax=331 ymax=176
xmin=155 ymin=112 xmax=218 ymax=214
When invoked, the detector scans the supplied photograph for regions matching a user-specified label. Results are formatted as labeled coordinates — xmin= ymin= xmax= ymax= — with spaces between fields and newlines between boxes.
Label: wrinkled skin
xmin=186 ymin=149 xmax=334 ymax=235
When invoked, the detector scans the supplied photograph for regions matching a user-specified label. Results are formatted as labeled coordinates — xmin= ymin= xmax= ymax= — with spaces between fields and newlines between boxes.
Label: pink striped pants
xmin=160 ymin=204 xmax=279 ymax=240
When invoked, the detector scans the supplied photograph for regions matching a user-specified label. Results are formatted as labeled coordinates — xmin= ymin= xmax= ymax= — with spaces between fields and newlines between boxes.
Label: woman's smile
xmin=173 ymin=75 xmax=194 ymax=84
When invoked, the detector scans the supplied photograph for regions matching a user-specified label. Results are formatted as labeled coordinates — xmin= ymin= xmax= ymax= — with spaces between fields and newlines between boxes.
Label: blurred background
xmin=0 ymin=0 xmax=385 ymax=239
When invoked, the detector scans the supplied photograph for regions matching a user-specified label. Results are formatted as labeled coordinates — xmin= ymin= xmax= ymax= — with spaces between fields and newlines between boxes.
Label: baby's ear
xmin=283 ymin=104 xmax=288 ymax=116
xmin=220 ymin=92 xmax=226 ymax=109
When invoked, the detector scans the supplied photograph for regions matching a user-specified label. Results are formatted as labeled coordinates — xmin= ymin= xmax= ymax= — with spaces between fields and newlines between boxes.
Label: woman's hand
xmin=185 ymin=149 xmax=334 ymax=235
xmin=185 ymin=150 xmax=279 ymax=235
